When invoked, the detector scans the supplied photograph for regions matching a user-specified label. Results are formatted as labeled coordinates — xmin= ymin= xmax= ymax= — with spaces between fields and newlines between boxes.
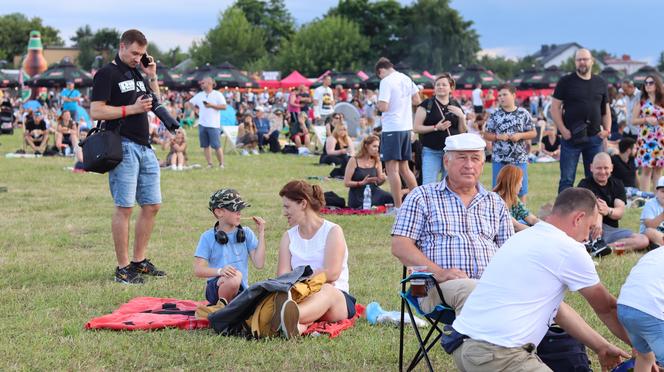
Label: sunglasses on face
xmin=645 ymin=80 xmax=656 ymax=86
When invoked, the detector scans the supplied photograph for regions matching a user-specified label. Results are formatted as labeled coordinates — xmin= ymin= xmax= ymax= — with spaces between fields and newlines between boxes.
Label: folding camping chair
xmin=398 ymin=267 xmax=456 ymax=372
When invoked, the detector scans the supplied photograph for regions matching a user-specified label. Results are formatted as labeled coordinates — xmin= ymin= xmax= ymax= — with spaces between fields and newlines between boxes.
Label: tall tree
xmin=401 ymin=0 xmax=480 ymax=72
xmin=71 ymin=26 xmax=120 ymax=70
xmin=233 ymin=0 xmax=295 ymax=54
xmin=659 ymin=51 xmax=664 ymax=71
xmin=276 ymin=16 xmax=369 ymax=76
xmin=327 ymin=0 xmax=407 ymax=63
xmin=189 ymin=7 xmax=267 ymax=69
xmin=0 ymin=13 xmax=63 ymax=65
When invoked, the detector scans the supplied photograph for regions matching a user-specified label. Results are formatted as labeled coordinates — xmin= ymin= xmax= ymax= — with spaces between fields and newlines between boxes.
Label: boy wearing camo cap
xmin=193 ymin=188 xmax=266 ymax=305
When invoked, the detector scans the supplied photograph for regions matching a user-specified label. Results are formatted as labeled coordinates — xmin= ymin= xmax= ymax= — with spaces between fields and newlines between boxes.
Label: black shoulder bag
xmin=80 ymin=120 xmax=124 ymax=173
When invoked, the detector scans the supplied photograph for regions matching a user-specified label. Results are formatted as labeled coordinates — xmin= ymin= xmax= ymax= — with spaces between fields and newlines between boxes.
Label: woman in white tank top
xmin=277 ymin=180 xmax=355 ymax=335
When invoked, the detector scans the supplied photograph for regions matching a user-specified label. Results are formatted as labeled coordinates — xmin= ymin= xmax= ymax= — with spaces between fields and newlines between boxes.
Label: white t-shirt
xmin=452 ymin=221 xmax=600 ymax=347
xmin=377 ymin=71 xmax=419 ymax=132
xmin=287 ymin=219 xmax=349 ymax=292
xmin=639 ymin=198 xmax=664 ymax=233
xmin=313 ymin=86 xmax=334 ymax=117
xmin=472 ymin=88 xmax=483 ymax=106
xmin=617 ymin=248 xmax=664 ymax=320
xmin=189 ymin=90 xmax=226 ymax=128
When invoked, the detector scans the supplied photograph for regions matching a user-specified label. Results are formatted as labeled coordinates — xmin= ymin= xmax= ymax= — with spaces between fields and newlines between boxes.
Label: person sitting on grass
xmin=24 ymin=111 xmax=49 ymax=154
xmin=194 ymin=189 xmax=266 ymax=305
xmin=617 ymin=247 xmax=664 ymax=372
xmin=72 ymin=127 xmax=89 ymax=172
xmin=168 ymin=129 xmax=187 ymax=171
xmin=612 ymin=137 xmax=655 ymax=202
xmin=276 ymin=180 xmax=356 ymax=338
xmin=320 ymin=122 xmax=355 ymax=178
xmin=639 ymin=176 xmax=664 ymax=247
xmin=493 ymin=164 xmax=540 ymax=232
xmin=55 ymin=110 xmax=78 ymax=155
xmin=343 ymin=134 xmax=393 ymax=209
xmin=578 ymin=152 xmax=650 ymax=253
xmin=237 ymin=113 xmax=259 ymax=156
xmin=290 ymin=111 xmax=311 ymax=151
xmin=539 ymin=124 xmax=561 ymax=160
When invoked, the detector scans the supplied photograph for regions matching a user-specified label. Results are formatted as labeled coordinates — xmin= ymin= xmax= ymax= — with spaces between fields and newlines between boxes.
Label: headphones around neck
xmin=214 ymin=221 xmax=245 ymax=245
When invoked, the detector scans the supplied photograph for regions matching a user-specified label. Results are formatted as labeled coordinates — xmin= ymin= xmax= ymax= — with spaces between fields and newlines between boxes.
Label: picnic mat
xmin=320 ymin=206 xmax=387 ymax=215
xmin=85 ymin=297 xmax=209 ymax=331
xmin=302 ymin=304 xmax=365 ymax=338
xmin=86 ymin=296 xmax=364 ymax=338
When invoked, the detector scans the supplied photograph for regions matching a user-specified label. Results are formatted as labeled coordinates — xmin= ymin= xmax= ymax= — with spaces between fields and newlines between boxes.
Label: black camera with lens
xmin=143 ymin=93 xmax=179 ymax=133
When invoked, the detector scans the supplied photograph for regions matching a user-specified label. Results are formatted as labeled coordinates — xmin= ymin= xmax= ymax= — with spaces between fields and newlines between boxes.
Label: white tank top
xmin=287 ymin=219 xmax=349 ymax=292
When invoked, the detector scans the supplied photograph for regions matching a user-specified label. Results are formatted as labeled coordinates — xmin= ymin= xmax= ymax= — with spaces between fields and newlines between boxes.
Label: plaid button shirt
xmin=392 ymin=179 xmax=514 ymax=278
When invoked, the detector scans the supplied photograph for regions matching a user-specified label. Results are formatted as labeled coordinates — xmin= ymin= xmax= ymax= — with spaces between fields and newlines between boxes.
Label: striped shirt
xmin=392 ymin=178 xmax=514 ymax=279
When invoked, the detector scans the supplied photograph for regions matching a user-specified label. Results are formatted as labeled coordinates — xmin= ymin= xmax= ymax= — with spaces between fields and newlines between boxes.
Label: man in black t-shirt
xmin=23 ymin=111 xmax=49 ymax=154
xmin=611 ymin=137 xmax=655 ymax=201
xmin=552 ymin=48 xmax=611 ymax=193
xmin=577 ymin=152 xmax=648 ymax=252
xmin=90 ymin=29 xmax=166 ymax=284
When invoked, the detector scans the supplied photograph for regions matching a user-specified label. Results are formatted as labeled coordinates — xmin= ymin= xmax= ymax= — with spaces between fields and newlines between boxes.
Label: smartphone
xmin=141 ymin=54 xmax=151 ymax=68
xmin=202 ymin=100 xmax=209 ymax=105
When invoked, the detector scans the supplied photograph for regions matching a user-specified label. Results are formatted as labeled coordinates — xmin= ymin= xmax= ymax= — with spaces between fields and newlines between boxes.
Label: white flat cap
xmin=444 ymin=133 xmax=486 ymax=152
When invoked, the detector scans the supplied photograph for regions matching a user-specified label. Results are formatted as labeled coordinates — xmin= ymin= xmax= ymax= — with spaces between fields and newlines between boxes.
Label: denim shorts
xmin=617 ymin=304 xmax=664 ymax=362
xmin=342 ymin=290 xmax=357 ymax=319
xmin=381 ymin=130 xmax=412 ymax=161
xmin=108 ymin=138 xmax=161 ymax=207
xmin=198 ymin=126 xmax=221 ymax=149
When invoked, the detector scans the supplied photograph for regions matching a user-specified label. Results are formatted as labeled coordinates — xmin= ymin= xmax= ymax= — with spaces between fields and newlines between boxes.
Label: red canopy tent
xmin=257 ymin=79 xmax=281 ymax=89
xmin=280 ymin=70 xmax=311 ymax=89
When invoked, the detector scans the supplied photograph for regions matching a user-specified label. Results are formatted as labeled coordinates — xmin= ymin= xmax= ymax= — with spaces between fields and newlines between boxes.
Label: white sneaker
xmin=171 ymin=164 xmax=177 ymax=171
xmin=252 ymin=149 xmax=259 ymax=155
xmin=177 ymin=165 xmax=184 ymax=171
xmin=219 ymin=164 xmax=225 ymax=169
xmin=241 ymin=149 xmax=249 ymax=156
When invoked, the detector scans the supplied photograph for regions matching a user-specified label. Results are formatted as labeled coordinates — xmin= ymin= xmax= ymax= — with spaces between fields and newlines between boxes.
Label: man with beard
xmin=551 ymin=48 xmax=611 ymax=193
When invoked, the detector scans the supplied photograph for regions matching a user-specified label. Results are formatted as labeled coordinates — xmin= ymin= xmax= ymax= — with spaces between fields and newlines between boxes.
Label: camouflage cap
xmin=209 ymin=189 xmax=250 ymax=212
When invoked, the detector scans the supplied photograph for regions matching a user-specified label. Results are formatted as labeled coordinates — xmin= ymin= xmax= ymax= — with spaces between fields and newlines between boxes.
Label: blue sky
xmin=3 ymin=0 xmax=662 ymax=64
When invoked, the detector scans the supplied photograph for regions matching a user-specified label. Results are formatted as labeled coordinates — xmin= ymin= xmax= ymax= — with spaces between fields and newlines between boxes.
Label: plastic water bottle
xmin=363 ymin=185 xmax=372 ymax=210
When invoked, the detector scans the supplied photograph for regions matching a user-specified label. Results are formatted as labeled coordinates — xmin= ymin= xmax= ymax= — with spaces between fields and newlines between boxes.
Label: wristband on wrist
xmin=217 ymin=268 xmax=222 ymax=276
xmin=121 ymin=105 xmax=126 ymax=119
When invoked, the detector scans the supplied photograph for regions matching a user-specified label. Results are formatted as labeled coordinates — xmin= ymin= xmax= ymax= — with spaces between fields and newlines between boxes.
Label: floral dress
xmin=635 ymin=99 xmax=664 ymax=168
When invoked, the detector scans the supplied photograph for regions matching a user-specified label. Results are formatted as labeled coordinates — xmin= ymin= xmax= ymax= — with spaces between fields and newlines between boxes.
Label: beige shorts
xmin=453 ymin=339 xmax=551 ymax=372
xmin=417 ymin=278 xmax=477 ymax=315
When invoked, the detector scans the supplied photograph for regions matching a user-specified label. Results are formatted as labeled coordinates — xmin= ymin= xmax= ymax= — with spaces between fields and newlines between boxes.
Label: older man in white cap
xmin=391 ymin=133 xmax=514 ymax=313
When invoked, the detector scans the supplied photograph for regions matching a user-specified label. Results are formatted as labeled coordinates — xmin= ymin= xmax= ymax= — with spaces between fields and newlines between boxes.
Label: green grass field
xmin=0 ymin=127 xmax=643 ymax=371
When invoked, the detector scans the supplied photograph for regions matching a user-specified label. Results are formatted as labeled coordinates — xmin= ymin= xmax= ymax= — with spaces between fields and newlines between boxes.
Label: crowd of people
xmin=2 ymin=28 xmax=664 ymax=370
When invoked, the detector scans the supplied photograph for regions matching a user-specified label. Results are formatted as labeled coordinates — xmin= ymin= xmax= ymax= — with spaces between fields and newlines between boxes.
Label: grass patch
xmin=0 ymin=128 xmax=642 ymax=370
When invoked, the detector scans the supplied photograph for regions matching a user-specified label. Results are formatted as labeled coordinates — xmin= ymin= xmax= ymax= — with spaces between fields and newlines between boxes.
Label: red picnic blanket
xmin=302 ymin=304 xmax=365 ymax=338
xmin=86 ymin=297 xmax=364 ymax=338
xmin=85 ymin=297 xmax=209 ymax=331
xmin=320 ymin=206 xmax=387 ymax=215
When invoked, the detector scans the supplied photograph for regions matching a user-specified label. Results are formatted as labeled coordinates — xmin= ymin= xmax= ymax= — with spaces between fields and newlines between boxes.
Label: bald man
xmin=552 ymin=48 xmax=611 ymax=193
xmin=578 ymin=152 xmax=649 ymax=252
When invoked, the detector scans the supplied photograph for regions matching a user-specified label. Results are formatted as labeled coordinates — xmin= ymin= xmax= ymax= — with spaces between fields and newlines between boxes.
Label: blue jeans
xmin=421 ymin=146 xmax=445 ymax=185
xmin=492 ymin=162 xmax=528 ymax=196
xmin=617 ymin=304 xmax=664 ymax=363
xmin=109 ymin=138 xmax=161 ymax=207
xmin=558 ymin=135 xmax=603 ymax=193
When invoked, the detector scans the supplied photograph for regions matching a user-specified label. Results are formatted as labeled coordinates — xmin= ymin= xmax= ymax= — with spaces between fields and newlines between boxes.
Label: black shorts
xmin=205 ymin=278 xmax=245 ymax=305
xmin=381 ymin=130 xmax=412 ymax=161
xmin=342 ymin=290 xmax=357 ymax=319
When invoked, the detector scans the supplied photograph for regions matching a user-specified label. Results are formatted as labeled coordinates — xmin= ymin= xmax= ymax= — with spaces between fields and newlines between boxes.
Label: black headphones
xmin=214 ymin=221 xmax=245 ymax=245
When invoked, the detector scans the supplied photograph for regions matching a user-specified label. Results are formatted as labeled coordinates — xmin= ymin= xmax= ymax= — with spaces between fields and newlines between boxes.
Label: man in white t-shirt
xmin=376 ymin=57 xmax=421 ymax=210
xmin=313 ymin=75 xmax=335 ymax=125
xmin=617 ymin=248 xmax=664 ymax=371
xmin=471 ymin=83 xmax=483 ymax=113
xmin=452 ymin=187 xmax=631 ymax=372
xmin=189 ymin=76 xmax=227 ymax=168
xmin=640 ymin=176 xmax=664 ymax=246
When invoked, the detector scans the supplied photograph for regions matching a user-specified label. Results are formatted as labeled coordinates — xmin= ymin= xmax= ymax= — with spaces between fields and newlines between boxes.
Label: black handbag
xmin=568 ymin=121 xmax=589 ymax=146
xmin=537 ymin=326 xmax=592 ymax=372
xmin=80 ymin=121 xmax=124 ymax=173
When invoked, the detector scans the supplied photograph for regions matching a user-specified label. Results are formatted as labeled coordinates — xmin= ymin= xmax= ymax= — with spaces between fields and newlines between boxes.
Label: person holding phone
xmin=344 ymin=134 xmax=393 ymax=209
xmin=413 ymin=73 xmax=466 ymax=185
xmin=90 ymin=29 xmax=166 ymax=284
xmin=189 ymin=76 xmax=227 ymax=168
